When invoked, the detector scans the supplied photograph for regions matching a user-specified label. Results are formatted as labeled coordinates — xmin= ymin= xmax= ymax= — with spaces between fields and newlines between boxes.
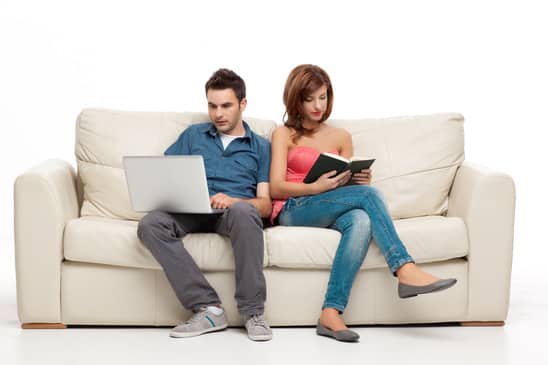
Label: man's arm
xmin=164 ymin=128 xmax=192 ymax=155
xmin=245 ymin=182 xmax=272 ymax=218
xmin=209 ymin=182 xmax=272 ymax=218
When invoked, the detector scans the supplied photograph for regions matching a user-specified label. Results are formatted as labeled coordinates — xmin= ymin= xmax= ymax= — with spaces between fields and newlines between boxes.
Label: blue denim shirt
xmin=164 ymin=121 xmax=271 ymax=199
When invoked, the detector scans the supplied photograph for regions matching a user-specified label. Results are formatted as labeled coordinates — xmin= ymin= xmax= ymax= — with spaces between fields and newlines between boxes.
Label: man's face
xmin=206 ymin=88 xmax=247 ymax=135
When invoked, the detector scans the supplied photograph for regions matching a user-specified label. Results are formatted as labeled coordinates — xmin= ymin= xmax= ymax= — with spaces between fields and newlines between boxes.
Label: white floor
xmin=1 ymin=245 xmax=547 ymax=365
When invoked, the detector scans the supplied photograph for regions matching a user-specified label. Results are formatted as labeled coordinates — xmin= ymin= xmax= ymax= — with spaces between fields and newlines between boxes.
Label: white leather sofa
xmin=14 ymin=108 xmax=515 ymax=328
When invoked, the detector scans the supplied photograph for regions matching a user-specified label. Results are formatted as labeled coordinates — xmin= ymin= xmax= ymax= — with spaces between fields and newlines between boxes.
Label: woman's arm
xmin=339 ymin=128 xmax=353 ymax=159
xmin=339 ymin=128 xmax=372 ymax=185
xmin=269 ymin=126 xmax=350 ymax=199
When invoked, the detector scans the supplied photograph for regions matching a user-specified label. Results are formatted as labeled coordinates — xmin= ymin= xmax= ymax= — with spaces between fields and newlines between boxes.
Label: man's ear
xmin=239 ymin=98 xmax=247 ymax=112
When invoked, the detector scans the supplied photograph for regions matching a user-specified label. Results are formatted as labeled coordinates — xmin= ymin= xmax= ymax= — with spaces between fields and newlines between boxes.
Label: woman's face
xmin=302 ymin=84 xmax=328 ymax=123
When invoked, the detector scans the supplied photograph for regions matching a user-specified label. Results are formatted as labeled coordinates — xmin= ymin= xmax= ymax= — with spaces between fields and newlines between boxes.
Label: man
xmin=137 ymin=68 xmax=272 ymax=341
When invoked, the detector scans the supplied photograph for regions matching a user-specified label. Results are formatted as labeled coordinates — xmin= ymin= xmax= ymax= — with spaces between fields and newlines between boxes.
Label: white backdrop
xmin=1 ymin=0 xmax=547 ymax=304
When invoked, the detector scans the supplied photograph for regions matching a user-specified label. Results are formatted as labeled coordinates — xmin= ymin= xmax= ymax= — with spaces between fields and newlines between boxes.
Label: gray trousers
xmin=137 ymin=201 xmax=266 ymax=316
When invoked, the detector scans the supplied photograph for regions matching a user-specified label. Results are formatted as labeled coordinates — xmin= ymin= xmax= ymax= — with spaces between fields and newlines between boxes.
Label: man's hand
xmin=351 ymin=168 xmax=373 ymax=185
xmin=210 ymin=193 xmax=242 ymax=209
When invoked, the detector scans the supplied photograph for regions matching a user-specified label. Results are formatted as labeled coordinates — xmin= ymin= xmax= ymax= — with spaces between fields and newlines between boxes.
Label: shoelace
xmin=248 ymin=314 xmax=268 ymax=329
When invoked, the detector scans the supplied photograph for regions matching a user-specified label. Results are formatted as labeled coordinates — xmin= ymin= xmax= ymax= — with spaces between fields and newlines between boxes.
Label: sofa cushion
xmin=266 ymin=216 xmax=468 ymax=269
xmin=75 ymin=108 xmax=277 ymax=220
xmin=331 ymin=113 xmax=464 ymax=218
xmin=64 ymin=216 xmax=467 ymax=272
xmin=63 ymin=216 xmax=269 ymax=271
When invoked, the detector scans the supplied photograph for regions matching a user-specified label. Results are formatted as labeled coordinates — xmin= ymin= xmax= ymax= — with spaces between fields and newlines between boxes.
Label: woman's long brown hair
xmin=282 ymin=64 xmax=334 ymax=142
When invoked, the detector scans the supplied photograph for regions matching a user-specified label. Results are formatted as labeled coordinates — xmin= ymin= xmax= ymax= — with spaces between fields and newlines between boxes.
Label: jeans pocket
xmin=284 ymin=197 xmax=297 ymax=210
xmin=294 ymin=196 xmax=312 ymax=207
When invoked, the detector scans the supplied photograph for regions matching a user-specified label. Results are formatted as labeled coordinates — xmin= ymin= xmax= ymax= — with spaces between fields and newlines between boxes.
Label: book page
xmin=350 ymin=156 xmax=366 ymax=161
xmin=323 ymin=152 xmax=349 ymax=163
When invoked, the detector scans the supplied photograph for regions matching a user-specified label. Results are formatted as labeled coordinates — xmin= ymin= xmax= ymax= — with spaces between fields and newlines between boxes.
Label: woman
xmin=270 ymin=64 xmax=457 ymax=342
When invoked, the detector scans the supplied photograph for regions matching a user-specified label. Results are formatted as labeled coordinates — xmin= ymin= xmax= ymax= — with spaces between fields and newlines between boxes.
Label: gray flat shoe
xmin=398 ymin=278 xmax=457 ymax=298
xmin=316 ymin=321 xmax=360 ymax=342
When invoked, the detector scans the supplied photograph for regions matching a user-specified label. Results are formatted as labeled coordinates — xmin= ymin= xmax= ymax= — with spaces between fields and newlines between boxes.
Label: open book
xmin=303 ymin=152 xmax=375 ymax=184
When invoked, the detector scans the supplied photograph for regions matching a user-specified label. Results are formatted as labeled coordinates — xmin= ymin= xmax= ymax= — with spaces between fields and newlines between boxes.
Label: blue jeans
xmin=278 ymin=185 xmax=414 ymax=312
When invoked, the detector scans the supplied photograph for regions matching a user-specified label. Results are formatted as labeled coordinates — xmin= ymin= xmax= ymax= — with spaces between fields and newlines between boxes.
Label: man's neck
xmin=221 ymin=120 xmax=246 ymax=136
xmin=220 ymin=131 xmax=244 ymax=138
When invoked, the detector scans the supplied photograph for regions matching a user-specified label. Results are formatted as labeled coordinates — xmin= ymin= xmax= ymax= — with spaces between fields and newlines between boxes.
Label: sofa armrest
xmin=447 ymin=161 xmax=516 ymax=321
xmin=14 ymin=159 xmax=80 ymax=324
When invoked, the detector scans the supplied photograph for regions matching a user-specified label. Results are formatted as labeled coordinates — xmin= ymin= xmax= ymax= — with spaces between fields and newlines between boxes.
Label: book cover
xmin=303 ymin=152 xmax=375 ymax=184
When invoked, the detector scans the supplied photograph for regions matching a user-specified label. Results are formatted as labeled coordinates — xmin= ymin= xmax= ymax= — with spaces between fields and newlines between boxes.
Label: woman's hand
xmin=312 ymin=170 xmax=352 ymax=193
xmin=351 ymin=168 xmax=372 ymax=185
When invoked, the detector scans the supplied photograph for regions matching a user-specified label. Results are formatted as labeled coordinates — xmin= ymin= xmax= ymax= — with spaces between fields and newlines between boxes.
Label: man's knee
xmin=137 ymin=210 xmax=170 ymax=244
xmin=227 ymin=202 xmax=262 ymax=223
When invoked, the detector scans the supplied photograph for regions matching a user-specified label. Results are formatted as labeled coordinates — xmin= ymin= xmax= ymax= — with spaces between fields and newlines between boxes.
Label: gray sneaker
xmin=244 ymin=313 xmax=273 ymax=341
xmin=170 ymin=307 xmax=227 ymax=338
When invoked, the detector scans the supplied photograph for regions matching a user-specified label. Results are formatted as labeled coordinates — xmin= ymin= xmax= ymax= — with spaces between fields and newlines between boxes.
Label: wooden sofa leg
xmin=460 ymin=321 xmax=505 ymax=327
xmin=21 ymin=323 xmax=67 ymax=329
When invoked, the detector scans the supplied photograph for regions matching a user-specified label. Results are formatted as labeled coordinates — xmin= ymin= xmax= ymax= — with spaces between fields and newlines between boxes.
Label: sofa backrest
xmin=330 ymin=113 xmax=464 ymax=219
xmin=75 ymin=108 xmax=464 ymax=221
xmin=75 ymin=108 xmax=276 ymax=220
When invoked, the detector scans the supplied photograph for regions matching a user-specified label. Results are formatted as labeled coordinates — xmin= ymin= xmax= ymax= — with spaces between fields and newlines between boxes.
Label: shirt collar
xmin=205 ymin=120 xmax=252 ymax=141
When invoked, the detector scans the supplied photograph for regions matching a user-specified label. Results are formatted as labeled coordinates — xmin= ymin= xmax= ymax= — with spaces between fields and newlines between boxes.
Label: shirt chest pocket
xmin=232 ymin=156 xmax=259 ymax=177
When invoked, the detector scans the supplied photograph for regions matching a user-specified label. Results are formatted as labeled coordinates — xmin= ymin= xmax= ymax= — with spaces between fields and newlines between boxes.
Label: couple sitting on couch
xmin=137 ymin=65 xmax=457 ymax=343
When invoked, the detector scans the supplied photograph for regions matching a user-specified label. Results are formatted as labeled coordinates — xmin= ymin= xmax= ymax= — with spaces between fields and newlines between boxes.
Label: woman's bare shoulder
xmin=273 ymin=124 xmax=292 ymax=133
xmin=325 ymin=125 xmax=351 ymax=140
xmin=272 ymin=125 xmax=294 ymax=138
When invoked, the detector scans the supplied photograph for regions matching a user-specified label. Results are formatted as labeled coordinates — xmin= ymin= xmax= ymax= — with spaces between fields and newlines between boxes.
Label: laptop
xmin=123 ymin=155 xmax=225 ymax=214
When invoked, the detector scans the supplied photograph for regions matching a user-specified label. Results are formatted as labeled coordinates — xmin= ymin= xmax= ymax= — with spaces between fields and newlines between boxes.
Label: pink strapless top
xmin=270 ymin=145 xmax=338 ymax=223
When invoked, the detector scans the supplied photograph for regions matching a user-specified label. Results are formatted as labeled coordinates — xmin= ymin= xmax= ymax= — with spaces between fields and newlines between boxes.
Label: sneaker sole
xmin=169 ymin=323 xmax=228 ymax=338
xmin=247 ymin=333 xmax=273 ymax=341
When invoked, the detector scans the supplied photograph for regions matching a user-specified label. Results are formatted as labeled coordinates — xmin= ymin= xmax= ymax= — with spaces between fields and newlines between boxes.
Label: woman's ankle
xmin=320 ymin=308 xmax=348 ymax=331
xmin=396 ymin=263 xmax=440 ymax=285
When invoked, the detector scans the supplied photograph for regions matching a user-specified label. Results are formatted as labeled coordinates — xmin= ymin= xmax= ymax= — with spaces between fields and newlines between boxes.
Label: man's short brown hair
xmin=205 ymin=68 xmax=246 ymax=102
